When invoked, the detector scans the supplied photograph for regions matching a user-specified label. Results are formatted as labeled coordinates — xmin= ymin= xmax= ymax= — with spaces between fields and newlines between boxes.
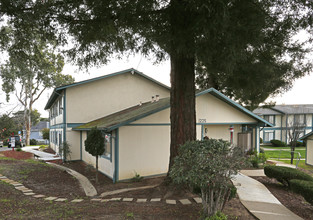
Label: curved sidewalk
xmin=232 ymin=170 xmax=302 ymax=220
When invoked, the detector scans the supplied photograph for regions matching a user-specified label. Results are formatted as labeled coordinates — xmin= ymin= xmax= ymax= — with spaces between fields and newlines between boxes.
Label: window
xmin=294 ymin=114 xmax=305 ymax=125
xmin=59 ymin=97 xmax=63 ymax=114
xmin=264 ymin=131 xmax=274 ymax=142
xmin=103 ymin=133 xmax=111 ymax=157
xmin=264 ymin=115 xmax=275 ymax=125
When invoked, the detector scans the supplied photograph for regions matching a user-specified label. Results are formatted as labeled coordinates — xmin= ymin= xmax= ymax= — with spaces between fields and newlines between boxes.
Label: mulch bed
xmin=2 ymin=150 xmax=33 ymax=160
xmin=252 ymin=176 xmax=313 ymax=220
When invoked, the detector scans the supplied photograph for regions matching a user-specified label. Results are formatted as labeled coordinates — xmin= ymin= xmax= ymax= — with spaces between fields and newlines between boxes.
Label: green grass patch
xmin=0 ymin=199 xmax=11 ymax=203
xmin=24 ymin=159 xmax=50 ymax=166
xmin=277 ymin=160 xmax=313 ymax=172
xmin=0 ymin=157 xmax=16 ymax=161
xmin=262 ymin=146 xmax=305 ymax=150
xmin=265 ymin=150 xmax=306 ymax=159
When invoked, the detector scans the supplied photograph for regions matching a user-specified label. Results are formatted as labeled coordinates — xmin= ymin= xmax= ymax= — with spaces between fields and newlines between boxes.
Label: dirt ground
xmin=0 ymin=149 xmax=255 ymax=219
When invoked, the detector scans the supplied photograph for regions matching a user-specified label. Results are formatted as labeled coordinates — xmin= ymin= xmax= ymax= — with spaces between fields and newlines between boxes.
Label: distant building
xmin=30 ymin=121 xmax=49 ymax=144
xmin=253 ymin=105 xmax=313 ymax=144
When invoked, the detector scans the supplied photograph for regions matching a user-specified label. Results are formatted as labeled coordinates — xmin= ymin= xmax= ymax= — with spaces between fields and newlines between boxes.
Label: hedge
xmin=270 ymin=139 xmax=287 ymax=147
xmin=264 ymin=166 xmax=313 ymax=187
xmin=290 ymin=179 xmax=313 ymax=205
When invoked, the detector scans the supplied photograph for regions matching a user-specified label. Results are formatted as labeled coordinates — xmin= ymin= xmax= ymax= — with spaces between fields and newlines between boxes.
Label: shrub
xmin=131 ymin=172 xmax=144 ymax=182
xmin=289 ymin=141 xmax=304 ymax=147
xmin=170 ymin=139 xmax=245 ymax=218
xmin=260 ymin=137 xmax=263 ymax=144
xmin=205 ymin=211 xmax=228 ymax=220
xmin=16 ymin=148 xmax=22 ymax=152
xmin=260 ymin=147 xmax=265 ymax=153
xmin=264 ymin=166 xmax=313 ymax=187
xmin=30 ymin=139 xmax=38 ymax=145
xmin=290 ymin=179 xmax=313 ymax=205
xmin=59 ymin=141 xmax=72 ymax=162
xmin=247 ymin=151 xmax=267 ymax=168
xmin=270 ymin=139 xmax=286 ymax=147
xmin=85 ymin=127 xmax=105 ymax=184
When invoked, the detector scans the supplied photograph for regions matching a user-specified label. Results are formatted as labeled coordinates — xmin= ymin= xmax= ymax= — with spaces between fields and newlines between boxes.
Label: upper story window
xmin=264 ymin=115 xmax=275 ymax=125
xmin=50 ymin=96 xmax=64 ymax=119
xmin=294 ymin=114 xmax=305 ymax=125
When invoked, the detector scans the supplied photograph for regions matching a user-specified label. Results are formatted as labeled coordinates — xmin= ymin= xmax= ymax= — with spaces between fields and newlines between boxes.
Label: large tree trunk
xmin=168 ymin=53 xmax=196 ymax=171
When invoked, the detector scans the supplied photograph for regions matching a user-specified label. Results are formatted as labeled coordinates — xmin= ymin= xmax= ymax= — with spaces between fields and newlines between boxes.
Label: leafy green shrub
xmin=264 ymin=166 xmax=313 ymax=187
xmin=289 ymin=141 xmax=304 ymax=147
xmin=131 ymin=172 xmax=143 ymax=182
xmin=248 ymin=152 xmax=267 ymax=168
xmin=16 ymin=148 xmax=22 ymax=152
xmin=270 ymin=139 xmax=286 ymax=147
xmin=290 ymin=179 xmax=313 ymax=205
xmin=170 ymin=139 xmax=245 ymax=218
xmin=260 ymin=137 xmax=263 ymax=144
xmin=30 ymin=139 xmax=38 ymax=145
xmin=205 ymin=211 xmax=228 ymax=220
xmin=260 ymin=147 xmax=264 ymax=153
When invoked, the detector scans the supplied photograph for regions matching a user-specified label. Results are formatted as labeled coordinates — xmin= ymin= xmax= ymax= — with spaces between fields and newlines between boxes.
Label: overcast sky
xmin=0 ymin=54 xmax=313 ymax=118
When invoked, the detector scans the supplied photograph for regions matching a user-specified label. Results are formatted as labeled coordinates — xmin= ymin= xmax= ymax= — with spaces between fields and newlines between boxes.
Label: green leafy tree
xmin=52 ymin=0 xmax=313 ymax=172
xmin=1 ymin=0 xmax=313 ymax=174
xmin=0 ymin=114 xmax=19 ymax=141
xmin=170 ymin=139 xmax=245 ymax=217
xmin=0 ymin=23 xmax=74 ymax=146
xmin=13 ymin=109 xmax=41 ymax=127
xmin=41 ymin=128 xmax=50 ymax=141
xmin=85 ymin=127 xmax=105 ymax=183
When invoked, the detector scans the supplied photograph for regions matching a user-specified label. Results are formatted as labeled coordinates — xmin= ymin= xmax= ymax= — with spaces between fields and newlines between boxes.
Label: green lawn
xmin=264 ymin=149 xmax=306 ymax=159
xmin=276 ymin=159 xmax=313 ymax=172
xmin=262 ymin=145 xmax=305 ymax=150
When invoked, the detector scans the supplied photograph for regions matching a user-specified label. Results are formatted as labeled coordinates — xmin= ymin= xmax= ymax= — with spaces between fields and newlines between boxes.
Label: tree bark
xmin=96 ymin=155 xmax=99 ymax=184
xmin=168 ymin=52 xmax=196 ymax=171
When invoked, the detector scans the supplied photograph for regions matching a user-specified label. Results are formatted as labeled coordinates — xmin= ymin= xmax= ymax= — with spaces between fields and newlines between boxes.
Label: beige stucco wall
xmin=81 ymin=131 xmax=115 ymax=179
xmin=66 ymin=72 xmax=170 ymax=123
xmin=196 ymin=94 xmax=257 ymax=124
xmin=307 ymin=139 xmax=313 ymax=166
xmin=203 ymin=124 xmax=241 ymax=145
xmin=118 ymin=125 xmax=170 ymax=180
xmin=66 ymin=130 xmax=81 ymax=161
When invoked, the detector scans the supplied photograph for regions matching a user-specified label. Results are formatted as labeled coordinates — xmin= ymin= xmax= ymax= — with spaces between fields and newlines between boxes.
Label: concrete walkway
xmin=22 ymin=146 xmax=61 ymax=161
xmin=47 ymin=162 xmax=97 ymax=197
xmin=232 ymin=170 xmax=302 ymax=220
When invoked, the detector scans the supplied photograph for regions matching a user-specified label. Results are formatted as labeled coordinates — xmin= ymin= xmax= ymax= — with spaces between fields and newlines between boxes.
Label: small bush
xmin=205 ymin=211 xmax=228 ymax=220
xmin=270 ymin=139 xmax=286 ymax=147
xmin=264 ymin=166 xmax=313 ymax=187
xmin=289 ymin=141 xmax=304 ymax=147
xmin=260 ymin=137 xmax=263 ymax=144
xmin=16 ymin=148 xmax=22 ymax=152
xmin=248 ymin=152 xmax=267 ymax=168
xmin=290 ymin=179 xmax=313 ymax=205
xmin=260 ymin=147 xmax=265 ymax=153
xmin=131 ymin=172 xmax=143 ymax=182
xmin=30 ymin=139 xmax=38 ymax=145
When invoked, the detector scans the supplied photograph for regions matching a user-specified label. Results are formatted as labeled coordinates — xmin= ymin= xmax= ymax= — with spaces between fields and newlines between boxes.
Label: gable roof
xmin=254 ymin=104 xmax=313 ymax=115
xmin=44 ymin=68 xmax=170 ymax=110
xmin=300 ymin=131 xmax=313 ymax=140
xmin=73 ymin=88 xmax=273 ymax=131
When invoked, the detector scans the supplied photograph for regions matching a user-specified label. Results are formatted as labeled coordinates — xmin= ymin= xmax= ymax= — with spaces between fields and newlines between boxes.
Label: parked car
xmin=8 ymin=135 xmax=25 ymax=148
xmin=0 ymin=140 xmax=3 ymax=147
